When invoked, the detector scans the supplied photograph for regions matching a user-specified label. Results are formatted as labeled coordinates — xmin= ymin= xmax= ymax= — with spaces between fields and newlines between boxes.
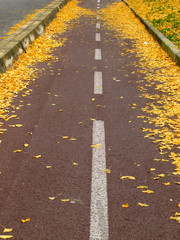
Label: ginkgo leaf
xmin=61 ymin=199 xmax=70 ymax=202
xmin=0 ymin=236 xmax=13 ymax=239
xmin=63 ymin=136 xmax=69 ymax=139
xmin=90 ymin=118 xmax=96 ymax=121
xmin=91 ymin=144 xmax=101 ymax=148
xmin=13 ymin=150 xmax=22 ymax=153
xmin=78 ymin=122 xmax=83 ymax=124
xmin=138 ymin=202 xmax=149 ymax=207
xmin=175 ymin=212 xmax=180 ymax=216
xmin=34 ymin=155 xmax=41 ymax=158
xmin=3 ymin=229 xmax=13 ymax=233
xmin=102 ymin=169 xmax=111 ymax=174
xmin=175 ymin=182 xmax=180 ymax=185
xmin=59 ymin=109 xmax=64 ymax=112
xmin=164 ymin=182 xmax=170 ymax=185
xmin=150 ymin=168 xmax=156 ymax=171
xmin=46 ymin=166 xmax=52 ymax=168
xmin=91 ymin=98 xmax=95 ymax=101
xmin=21 ymin=218 xmax=30 ymax=223
xmin=28 ymin=132 xmax=32 ymax=135
xmin=158 ymin=174 xmax=165 ymax=177
xmin=120 ymin=176 xmax=135 ymax=180
xmin=137 ymin=186 xmax=148 ymax=189
xmin=154 ymin=177 xmax=160 ymax=180
xmin=49 ymin=197 xmax=55 ymax=200
xmin=122 ymin=203 xmax=129 ymax=208
xmin=15 ymin=124 xmax=23 ymax=127
xmin=70 ymin=138 xmax=77 ymax=141
xmin=142 ymin=190 xmax=154 ymax=194
xmin=178 ymin=203 xmax=180 ymax=208
xmin=24 ymin=143 xmax=29 ymax=147
xmin=73 ymin=162 xmax=78 ymax=165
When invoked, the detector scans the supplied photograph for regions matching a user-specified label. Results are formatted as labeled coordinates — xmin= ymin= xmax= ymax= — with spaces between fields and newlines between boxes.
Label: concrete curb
xmin=0 ymin=0 xmax=71 ymax=73
xmin=124 ymin=1 xmax=180 ymax=67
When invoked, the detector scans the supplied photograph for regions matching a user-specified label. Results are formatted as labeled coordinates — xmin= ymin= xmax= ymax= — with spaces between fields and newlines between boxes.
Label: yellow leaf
xmin=164 ymin=182 xmax=170 ymax=185
xmin=142 ymin=190 xmax=154 ymax=194
xmin=15 ymin=124 xmax=23 ymax=127
xmin=61 ymin=199 xmax=70 ymax=202
xmin=13 ymin=150 xmax=22 ymax=153
xmin=158 ymin=174 xmax=165 ymax=178
xmin=46 ymin=166 xmax=52 ymax=168
xmin=120 ymin=176 xmax=135 ymax=180
xmin=78 ymin=122 xmax=83 ymax=124
xmin=49 ymin=197 xmax=55 ymax=200
xmin=59 ymin=109 xmax=63 ymax=112
xmin=63 ymin=136 xmax=69 ymax=139
xmin=28 ymin=132 xmax=32 ymax=135
xmin=178 ymin=203 xmax=180 ymax=208
xmin=3 ymin=229 xmax=13 ymax=233
xmin=150 ymin=168 xmax=156 ymax=171
xmin=138 ymin=202 xmax=149 ymax=207
xmin=175 ymin=182 xmax=180 ymax=185
xmin=91 ymin=98 xmax=95 ymax=101
xmin=73 ymin=162 xmax=78 ymax=166
xmin=153 ymin=177 xmax=159 ymax=180
xmin=0 ymin=236 xmax=13 ymax=239
xmin=24 ymin=143 xmax=29 ymax=147
xmin=175 ymin=212 xmax=180 ymax=216
xmin=34 ymin=155 xmax=41 ymax=158
xmin=122 ymin=203 xmax=129 ymax=208
xmin=102 ymin=169 xmax=111 ymax=174
xmin=21 ymin=218 xmax=30 ymax=223
xmin=91 ymin=144 xmax=101 ymax=148
xmin=137 ymin=186 xmax=148 ymax=189
xmin=90 ymin=118 xmax=96 ymax=121
xmin=70 ymin=138 xmax=77 ymax=141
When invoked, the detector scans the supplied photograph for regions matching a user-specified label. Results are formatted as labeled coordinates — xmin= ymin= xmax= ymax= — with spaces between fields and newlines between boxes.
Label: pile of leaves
xmin=0 ymin=0 xmax=93 ymax=121
xmin=126 ymin=0 xmax=180 ymax=48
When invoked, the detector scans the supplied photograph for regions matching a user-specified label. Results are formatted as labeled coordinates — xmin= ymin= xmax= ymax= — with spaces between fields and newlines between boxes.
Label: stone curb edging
xmin=124 ymin=1 xmax=180 ymax=67
xmin=0 ymin=0 xmax=70 ymax=74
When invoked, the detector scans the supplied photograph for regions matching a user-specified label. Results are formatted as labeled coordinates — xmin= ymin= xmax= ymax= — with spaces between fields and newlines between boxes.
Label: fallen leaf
xmin=164 ymin=182 xmax=171 ymax=185
xmin=34 ymin=155 xmax=41 ymax=158
xmin=91 ymin=98 xmax=95 ymax=101
xmin=73 ymin=162 xmax=78 ymax=165
xmin=150 ymin=168 xmax=156 ymax=171
xmin=138 ymin=202 xmax=149 ymax=207
xmin=46 ymin=166 xmax=52 ymax=168
xmin=120 ymin=176 xmax=135 ymax=180
xmin=91 ymin=144 xmax=101 ymax=148
xmin=175 ymin=182 xmax=180 ymax=185
xmin=122 ymin=203 xmax=129 ymax=208
xmin=61 ymin=199 xmax=70 ymax=202
xmin=102 ymin=169 xmax=111 ymax=174
xmin=142 ymin=190 xmax=154 ymax=194
xmin=49 ymin=197 xmax=55 ymax=200
xmin=13 ymin=150 xmax=22 ymax=153
xmin=137 ymin=186 xmax=148 ymax=189
xmin=78 ymin=122 xmax=83 ymax=124
xmin=59 ymin=109 xmax=64 ymax=112
xmin=21 ymin=218 xmax=30 ymax=223
xmin=15 ymin=124 xmax=23 ymax=127
xmin=70 ymin=138 xmax=77 ymax=141
xmin=0 ymin=236 xmax=13 ymax=239
xmin=63 ymin=136 xmax=69 ymax=139
xmin=158 ymin=174 xmax=165 ymax=178
xmin=3 ymin=229 xmax=13 ymax=233
xmin=24 ymin=143 xmax=29 ymax=147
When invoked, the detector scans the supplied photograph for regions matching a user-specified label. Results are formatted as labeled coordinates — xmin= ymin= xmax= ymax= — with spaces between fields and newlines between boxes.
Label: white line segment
xmin=97 ymin=0 xmax=100 ymax=3
xmin=90 ymin=120 xmax=109 ymax=240
xmin=94 ymin=71 xmax=103 ymax=94
xmin=96 ymin=23 xmax=100 ymax=29
xmin=95 ymin=49 xmax=101 ymax=60
xmin=97 ymin=16 xmax=100 ymax=20
xmin=95 ymin=33 xmax=101 ymax=42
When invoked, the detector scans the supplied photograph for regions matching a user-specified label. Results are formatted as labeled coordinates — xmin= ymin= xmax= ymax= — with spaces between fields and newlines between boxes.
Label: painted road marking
xmin=95 ymin=33 xmax=101 ymax=42
xmin=97 ymin=6 xmax=100 ymax=9
xmin=97 ymin=0 xmax=100 ymax=3
xmin=94 ymin=71 xmax=102 ymax=94
xmin=97 ymin=16 xmax=100 ymax=20
xmin=96 ymin=23 xmax=100 ymax=29
xmin=95 ymin=49 xmax=102 ymax=60
xmin=90 ymin=120 xmax=109 ymax=240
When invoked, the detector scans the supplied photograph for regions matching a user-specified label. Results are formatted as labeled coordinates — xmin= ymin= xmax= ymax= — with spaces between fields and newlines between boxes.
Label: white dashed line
xmin=96 ymin=23 xmax=100 ymax=29
xmin=97 ymin=15 xmax=100 ymax=20
xmin=97 ymin=6 xmax=100 ymax=9
xmin=97 ymin=0 xmax=100 ymax=3
xmin=90 ymin=120 xmax=109 ymax=240
xmin=95 ymin=33 xmax=101 ymax=42
xmin=94 ymin=71 xmax=102 ymax=94
xmin=95 ymin=49 xmax=102 ymax=60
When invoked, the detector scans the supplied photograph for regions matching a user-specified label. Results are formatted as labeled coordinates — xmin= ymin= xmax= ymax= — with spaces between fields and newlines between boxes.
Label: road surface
xmin=0 ymin=0 xmax=179 ymax=239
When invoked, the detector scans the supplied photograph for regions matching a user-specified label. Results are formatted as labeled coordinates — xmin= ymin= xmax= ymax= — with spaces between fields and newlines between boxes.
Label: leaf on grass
xmin=34 ymin=155 xmax=41 ymax=158
xmin=0 ymin=236 xmax=13 ymax=239
xmin=91 ymin=144 xmax=101 ymax=148
xmin=138 ymin=202 xmax=149 ymax=207
xmin=122 ymin=203 xmax=129 ymax=208
xmin=120 ymin=176 xmax=135 ymax=180
xmin=102 ymin=169 xmax=111 ymax=174
xmin=3 ymin=229 xmax=13 ymax=233
xmin=13 ymin=150 xmax=22 ymax=153
xmin=21 ymin=218 xmax=30 ymax=223
xmin=137 ymin=186 xmax=148 ymax=189
xmin=142 ymin=190 xmax=154 ymax=194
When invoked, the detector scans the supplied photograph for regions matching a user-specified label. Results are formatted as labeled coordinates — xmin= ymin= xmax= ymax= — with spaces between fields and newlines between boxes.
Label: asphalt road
xmin=0 ymin=0 xmax=180 ymax=239
xmin=0 ymin=0 xmax=53 ymax=39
